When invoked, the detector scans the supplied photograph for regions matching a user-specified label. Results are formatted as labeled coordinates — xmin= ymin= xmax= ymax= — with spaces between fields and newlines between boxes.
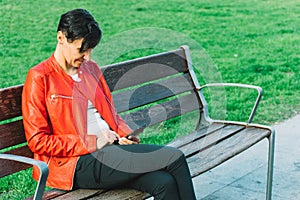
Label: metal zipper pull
xmin=51 ymin=94 xmax=57 ymax=103
xmin=50 ymin=94 xmax=73 ymax=103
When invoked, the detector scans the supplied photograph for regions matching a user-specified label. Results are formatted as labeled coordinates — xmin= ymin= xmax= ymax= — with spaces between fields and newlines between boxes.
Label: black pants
xmin=73 ymin=144 xmax=196 ymax=200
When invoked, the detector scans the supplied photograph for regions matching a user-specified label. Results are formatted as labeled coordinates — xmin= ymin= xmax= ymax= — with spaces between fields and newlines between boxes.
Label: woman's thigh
xmin=93 ymin=144 xmax=183 ymax=174
xmin=73 ymin=144 xmax=183 ymax=189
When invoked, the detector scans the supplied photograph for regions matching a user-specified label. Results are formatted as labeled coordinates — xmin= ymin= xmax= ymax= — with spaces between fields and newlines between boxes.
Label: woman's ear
xmin=57 ymin=31 xmax=66 ymax=44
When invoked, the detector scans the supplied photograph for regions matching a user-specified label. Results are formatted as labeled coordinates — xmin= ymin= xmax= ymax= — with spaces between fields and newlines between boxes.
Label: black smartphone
xmin=113 ymin=128 xmax=143 ymax=144
xmin=125 ymin=128 xmax=143 ymax=142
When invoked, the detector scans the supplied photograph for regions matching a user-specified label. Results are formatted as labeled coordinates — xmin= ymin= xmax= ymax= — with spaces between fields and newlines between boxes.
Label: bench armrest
xmin=0 ymin=153 xmax=49 ymax=200
xmin=197 ymin=83 xmax=263 ymax=124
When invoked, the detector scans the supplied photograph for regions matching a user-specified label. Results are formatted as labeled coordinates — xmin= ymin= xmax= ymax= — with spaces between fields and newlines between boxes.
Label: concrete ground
xmin=193 ymin=114 xmax=300 ymax=200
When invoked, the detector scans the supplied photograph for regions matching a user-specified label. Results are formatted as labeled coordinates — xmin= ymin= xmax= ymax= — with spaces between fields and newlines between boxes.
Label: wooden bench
xmin=0 ymin=45 xmax=275 ymax=200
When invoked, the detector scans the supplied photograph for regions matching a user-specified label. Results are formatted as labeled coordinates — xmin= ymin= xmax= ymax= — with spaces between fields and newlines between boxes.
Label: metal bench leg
xmin=266 ymin=129 xmax=275 ymax=200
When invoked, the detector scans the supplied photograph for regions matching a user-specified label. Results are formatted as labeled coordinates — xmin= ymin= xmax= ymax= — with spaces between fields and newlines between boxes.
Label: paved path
xmin=193 ymin=114 xmax=300 ymax=200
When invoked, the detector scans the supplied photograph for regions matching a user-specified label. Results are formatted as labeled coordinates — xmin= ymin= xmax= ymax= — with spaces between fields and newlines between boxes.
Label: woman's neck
xmin=54 ymin=48 xmax=78 ymax=75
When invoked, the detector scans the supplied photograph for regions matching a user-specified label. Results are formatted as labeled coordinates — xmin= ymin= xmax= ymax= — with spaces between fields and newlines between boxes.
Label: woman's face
xmin=63 ymin=38 xmax=92 ymax=68
xmin=59 ymin=32 xmax=92 ymax=68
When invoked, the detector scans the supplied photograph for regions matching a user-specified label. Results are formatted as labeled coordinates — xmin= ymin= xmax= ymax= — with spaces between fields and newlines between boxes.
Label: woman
xmin=22 ymin=8 xmax=196 ymax=200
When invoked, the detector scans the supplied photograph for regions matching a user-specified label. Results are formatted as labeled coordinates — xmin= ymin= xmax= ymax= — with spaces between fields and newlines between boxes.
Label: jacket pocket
xmin=50 ymin=94 xmax=73 ymax=103
xmin=47 ymin=93 xmax=74 ymax=127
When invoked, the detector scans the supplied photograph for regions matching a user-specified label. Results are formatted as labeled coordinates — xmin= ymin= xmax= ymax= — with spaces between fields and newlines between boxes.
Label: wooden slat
xmin=89 ymin=189 xmax=147 ymax=200
xmin=50 ymin=189 xmax=147 ymax=200
xmin=41 ymin=190 xmax=68 ymax=200
xmin=113 ymin=73 xmax=195 ymax=113
xmin=187 ymin=126 xmax=271 ymax=177
xmin=24 ymin=189 xmax=68 ymax=200
xmin=0 ymin=120 xmax=26 ymax=150
xmin=0 ymin=145 xmax=33 ymax=178
xmin=121 ymin=92 xmax=201 ymax=130
xmin=49 ymin=189 xmax=104 ymax=200
xmin=167 ymin=123 xmax=226 ymax=148
xmin=0 ymin=85 xmax=23 ymax=121
xmin=179 ymin=124 xmax=245 ymax=157
xmin=102 ymin=49 xmax=188 ymax=91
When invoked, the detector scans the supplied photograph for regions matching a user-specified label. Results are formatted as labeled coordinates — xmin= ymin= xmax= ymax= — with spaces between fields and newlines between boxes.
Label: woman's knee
xmin=164 ymin=146 xmax=185 ymax=162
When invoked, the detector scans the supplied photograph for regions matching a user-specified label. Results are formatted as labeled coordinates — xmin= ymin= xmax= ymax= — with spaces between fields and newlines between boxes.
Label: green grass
xmin=1 ymin=0 xmax=300 ymax=199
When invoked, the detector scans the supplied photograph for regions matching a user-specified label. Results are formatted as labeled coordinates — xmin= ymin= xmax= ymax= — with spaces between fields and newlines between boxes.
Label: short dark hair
xmin=57 ymin=9 xmax=102 ymax=52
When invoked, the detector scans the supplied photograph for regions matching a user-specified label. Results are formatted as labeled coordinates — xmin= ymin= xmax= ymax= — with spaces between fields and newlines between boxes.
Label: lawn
xmin=1 ymin=0 xmax=300 ymax=199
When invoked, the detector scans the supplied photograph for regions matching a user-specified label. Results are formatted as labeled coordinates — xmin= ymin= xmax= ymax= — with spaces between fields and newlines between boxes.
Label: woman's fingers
xmin=118 ymin=136 xmax=140 ymax=145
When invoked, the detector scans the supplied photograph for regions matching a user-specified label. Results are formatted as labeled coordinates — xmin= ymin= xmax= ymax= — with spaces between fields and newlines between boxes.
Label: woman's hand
xmin=118 ymin=128 xmax=143 ymax=145
xmin=118 ymin=135 xmax=140 ymax=145
xmin=96 ymin=130 xmax=120 ymax=149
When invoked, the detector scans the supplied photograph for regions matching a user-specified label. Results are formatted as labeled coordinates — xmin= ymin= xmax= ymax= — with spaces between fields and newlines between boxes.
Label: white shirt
xmin=70 ymin=73 xmax=110 ymax=137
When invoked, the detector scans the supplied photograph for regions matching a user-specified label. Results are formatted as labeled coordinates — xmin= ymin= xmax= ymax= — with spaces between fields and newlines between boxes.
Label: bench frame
xmin=0 ymin=154 xmax=48 ymax=200
xmin=181 ymin=45 xmax=275 ymax=199
xmin=0 ymin=45 xmax=275 ymax=200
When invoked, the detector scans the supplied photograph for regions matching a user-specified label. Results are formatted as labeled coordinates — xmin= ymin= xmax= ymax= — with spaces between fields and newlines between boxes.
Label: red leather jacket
xmin=22 ymin=54 xmax=132 ymax=190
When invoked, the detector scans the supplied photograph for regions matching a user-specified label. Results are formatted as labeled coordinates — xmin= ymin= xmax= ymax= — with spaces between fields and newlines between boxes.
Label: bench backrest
xmin=0 ymin=46 xmax=204 ymax=178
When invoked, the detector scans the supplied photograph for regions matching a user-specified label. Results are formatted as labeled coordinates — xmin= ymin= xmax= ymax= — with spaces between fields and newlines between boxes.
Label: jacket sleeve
xmin=22 ymin=69 xmax=96 ymax=157
xmin=98 ymin=74 xmax=133 ymax=137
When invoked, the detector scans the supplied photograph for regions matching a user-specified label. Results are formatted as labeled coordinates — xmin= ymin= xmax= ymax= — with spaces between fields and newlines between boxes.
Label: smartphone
xmin=125 ymin=128 xmax=143 ymax=142
xmin=113 ymin=128 xmax=143 ymax=144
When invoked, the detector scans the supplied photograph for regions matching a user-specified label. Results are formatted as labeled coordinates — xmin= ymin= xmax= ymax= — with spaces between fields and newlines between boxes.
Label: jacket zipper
xmin=51 ymin=94 xmax=73 ymax=102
